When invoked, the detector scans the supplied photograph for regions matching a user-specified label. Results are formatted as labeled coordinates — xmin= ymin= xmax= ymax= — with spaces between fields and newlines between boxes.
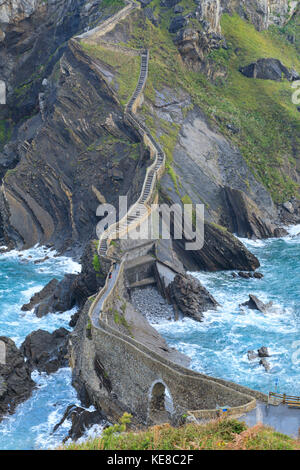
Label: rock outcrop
xmin=167 ymin=273 xmax=219 ymax=321
xmin=175 ymin=27 xmax=226 ymax=79
xmin=222 ymin=0 xmax=298 ymax=31
xmin=241 ymin=294 xmax=273 ymax=313
xmin=240 ymin=58 xmax=298 ymax=81
xmin=258 ymin=346 xmax=270 ymax=357
xmin=224 ymin=187 xmax=283 ymax=239
xmin=21 ymin=328 xmax=69 ymax=374
xmin=53 ymin=404 xmax=107 ymax=442
xmin=0 ymin=0 xmax=39 ymax=24
xmin=0 ymin=336 xmax=35 ymax=421
xmin=174 ymin=222 xmax=260 ymax=272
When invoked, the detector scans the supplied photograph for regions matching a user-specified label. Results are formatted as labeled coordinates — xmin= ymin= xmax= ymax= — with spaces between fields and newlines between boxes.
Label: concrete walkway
xmin=240 ymin=402 xmax=300 ymax=438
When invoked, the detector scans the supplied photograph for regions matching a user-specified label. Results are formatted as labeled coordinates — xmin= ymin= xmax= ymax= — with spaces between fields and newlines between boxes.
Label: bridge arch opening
xmin=148 ymin=380 xmax=174 ymax=425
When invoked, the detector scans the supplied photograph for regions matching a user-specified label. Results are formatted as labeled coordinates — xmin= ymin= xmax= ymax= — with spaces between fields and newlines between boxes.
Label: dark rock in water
xmin=247 ymin=350 xmax=258 ymax=361
xmin=259 ymin=358 xmax=270 ymax=372
xmin=253 ymin=272 xmax=264 ymax=279
xmin=20 ymin=328 xmax=69 ymax=374
xmin=34 ymin=274 xmax=77 ymax=317
xmin=240 ymin=58 xmax=293 ymax=81
xmin=0 ymin=337 xmax=35 ymax=421
xmin=33 ymin=256 xmax=49 ymax=264
xmin=169 ymin=16 xmax=187 ymax=33
xmin=52 ymin=404 xmax=107 ymax=442
xmin=258 ymin=346 xmax=270 ymax=358
xmin=238 ymin=271 xmax=253 ymax=279
xmin=21 ymin=278 xmax=59 ymax=311
xmin=273 ymin=227 xmax=289 ymax=238
xmin=167 ymin=274 xmax=219 ymax=322
xmin=231 ymin=272 xmax=238 ymax=278
xmin=241 ymin=294 xmax=273 ymax=313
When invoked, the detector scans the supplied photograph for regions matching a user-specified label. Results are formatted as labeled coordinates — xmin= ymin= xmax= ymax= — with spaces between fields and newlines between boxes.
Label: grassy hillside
xmin=81 ymin=1 xmax=300 ymax=202
xmin=62 ymin=418 xmax=300 ymax=450
xmin=129 ymin=5 xmax=300 ymax=202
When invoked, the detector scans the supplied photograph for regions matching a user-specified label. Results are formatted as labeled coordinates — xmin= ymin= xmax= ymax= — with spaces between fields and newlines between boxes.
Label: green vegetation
xmin=100 ymin=0 xmax=126 ymax=17
xmin=125 ymin=4 xmax=300 ymax=202
xmin=80 ymin=42 xmax=141 ymax=106
xmin=80 ymin=0 xmax=300 ymax=202
xmin=113 ymin=310 xmax=129 ymax=329
xmin=0 ymin=120 xmax=12 ymax=149
xmin=62 ymin=417 xmax=300 ymax=450
xmin=92 ymin=254 xmax=101 ymax=273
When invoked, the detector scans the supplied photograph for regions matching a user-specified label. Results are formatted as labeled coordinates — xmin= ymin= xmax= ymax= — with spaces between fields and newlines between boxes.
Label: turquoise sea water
xmin=0 ymin=226 xmax=299 ymax=449
xmin=156 ymin=225 xmax=300 ymax=398
xmin=0 ymin=246 xmax=83 ymax=450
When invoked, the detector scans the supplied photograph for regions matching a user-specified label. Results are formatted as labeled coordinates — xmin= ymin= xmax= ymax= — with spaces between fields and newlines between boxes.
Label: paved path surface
xmin=240 ymin=402 xmax=300 ymax=438
xmin=92 ymin=264 xmax=120 ymax=327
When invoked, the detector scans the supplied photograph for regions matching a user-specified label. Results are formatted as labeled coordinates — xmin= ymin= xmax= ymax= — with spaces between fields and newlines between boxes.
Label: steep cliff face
xmin=0 ymin=38 xmax=147 ymax=249
xmin=0 ymin=0 xmax=39 ymax=24
xmin=0 ymin=0 xmax=299 ymax=253
xmin=199 ymin=0 xmax=299 ymax=33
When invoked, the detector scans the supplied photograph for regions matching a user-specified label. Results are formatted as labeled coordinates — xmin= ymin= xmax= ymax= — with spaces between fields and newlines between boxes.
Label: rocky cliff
xmin=0 ymin=0 xmax=299 ymax=253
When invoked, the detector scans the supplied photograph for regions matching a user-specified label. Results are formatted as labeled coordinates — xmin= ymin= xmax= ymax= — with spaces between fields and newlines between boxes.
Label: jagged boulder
xmin=174 ymin=222 xmax=260 ymax=272
xmin=21 ymin=328 xmax=69 ymax=374
xmin=279 ymin=198 xmax=300 ymax=225
xmin=258 ymin=346 xmax=270 ymax=358
xmin=52 ymin=404 xmax=107 ymax=442
xmin=239 ymin=58 xmax=296 ymax=82
xmin=0 ymin=337 xmax=35 ymax=421
xmin=169 ymin=15 xmax=187 ymax=33
xmin=241 ymin=295 xmax=273 ymax=313
xmin=259 ymin=358 xmax=271 ymax=372
xmin=224 ymin=187 xmax=283 ymax=239
xmin=21 ymin=278 xmax=59 ymax=311
xmin=167 ymin=274 xmax=219 ymax=322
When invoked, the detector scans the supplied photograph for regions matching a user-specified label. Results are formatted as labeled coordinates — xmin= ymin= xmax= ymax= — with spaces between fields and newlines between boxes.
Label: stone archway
xmin=148 ymin=380 xmax=174 ymax=425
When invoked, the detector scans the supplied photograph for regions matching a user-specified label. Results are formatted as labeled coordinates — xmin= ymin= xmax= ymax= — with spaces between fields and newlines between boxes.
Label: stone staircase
xmin=98 ymin=49 xmax=166 ymax=257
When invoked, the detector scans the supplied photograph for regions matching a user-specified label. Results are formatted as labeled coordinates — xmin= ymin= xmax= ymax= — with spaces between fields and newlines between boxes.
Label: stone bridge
xmin=70 ymin=0 xmax=266 ymax=427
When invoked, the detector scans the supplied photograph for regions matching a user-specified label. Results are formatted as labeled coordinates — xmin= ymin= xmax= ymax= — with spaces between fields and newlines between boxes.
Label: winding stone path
xmin=98 ymin=48 xmax=166 ymax=257
xmin=75 ymin=1 xmax=265 ymax=426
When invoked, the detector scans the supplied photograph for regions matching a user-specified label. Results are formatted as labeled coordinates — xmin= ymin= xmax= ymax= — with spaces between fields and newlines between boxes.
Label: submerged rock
xmin=253 ymin=272 xmax=264 ymax=279
xmin=241 ymin=294 xmax=273 ymax=313
xmin=0 ymin=336 xmax=35 ymax=421
xmin=259 ymin=358 xmax=271 ymax=372
xmin=21 ymin=328 xmax=69 ymax=374
xmin=238 ymin=272 xmax=253 ymax=279
xmin=247 ymin=350 xmax=258 ymax=361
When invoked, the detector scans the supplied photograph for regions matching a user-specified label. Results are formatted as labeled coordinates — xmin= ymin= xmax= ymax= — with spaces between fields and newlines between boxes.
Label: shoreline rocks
xmin=0 ymin=336 xmax=35 ymax=421
xmin=21 ymin=328 xmax=69 ymax=374
xmin=241 ymin=294 xmax=273 ymax=313
xmin=167 ymin=274 xmax=219 ymax=322
xmin=248 ymin=346 xmax=271 ymax=372
xmin=52 ymin=404 xmax=108 ymax=443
